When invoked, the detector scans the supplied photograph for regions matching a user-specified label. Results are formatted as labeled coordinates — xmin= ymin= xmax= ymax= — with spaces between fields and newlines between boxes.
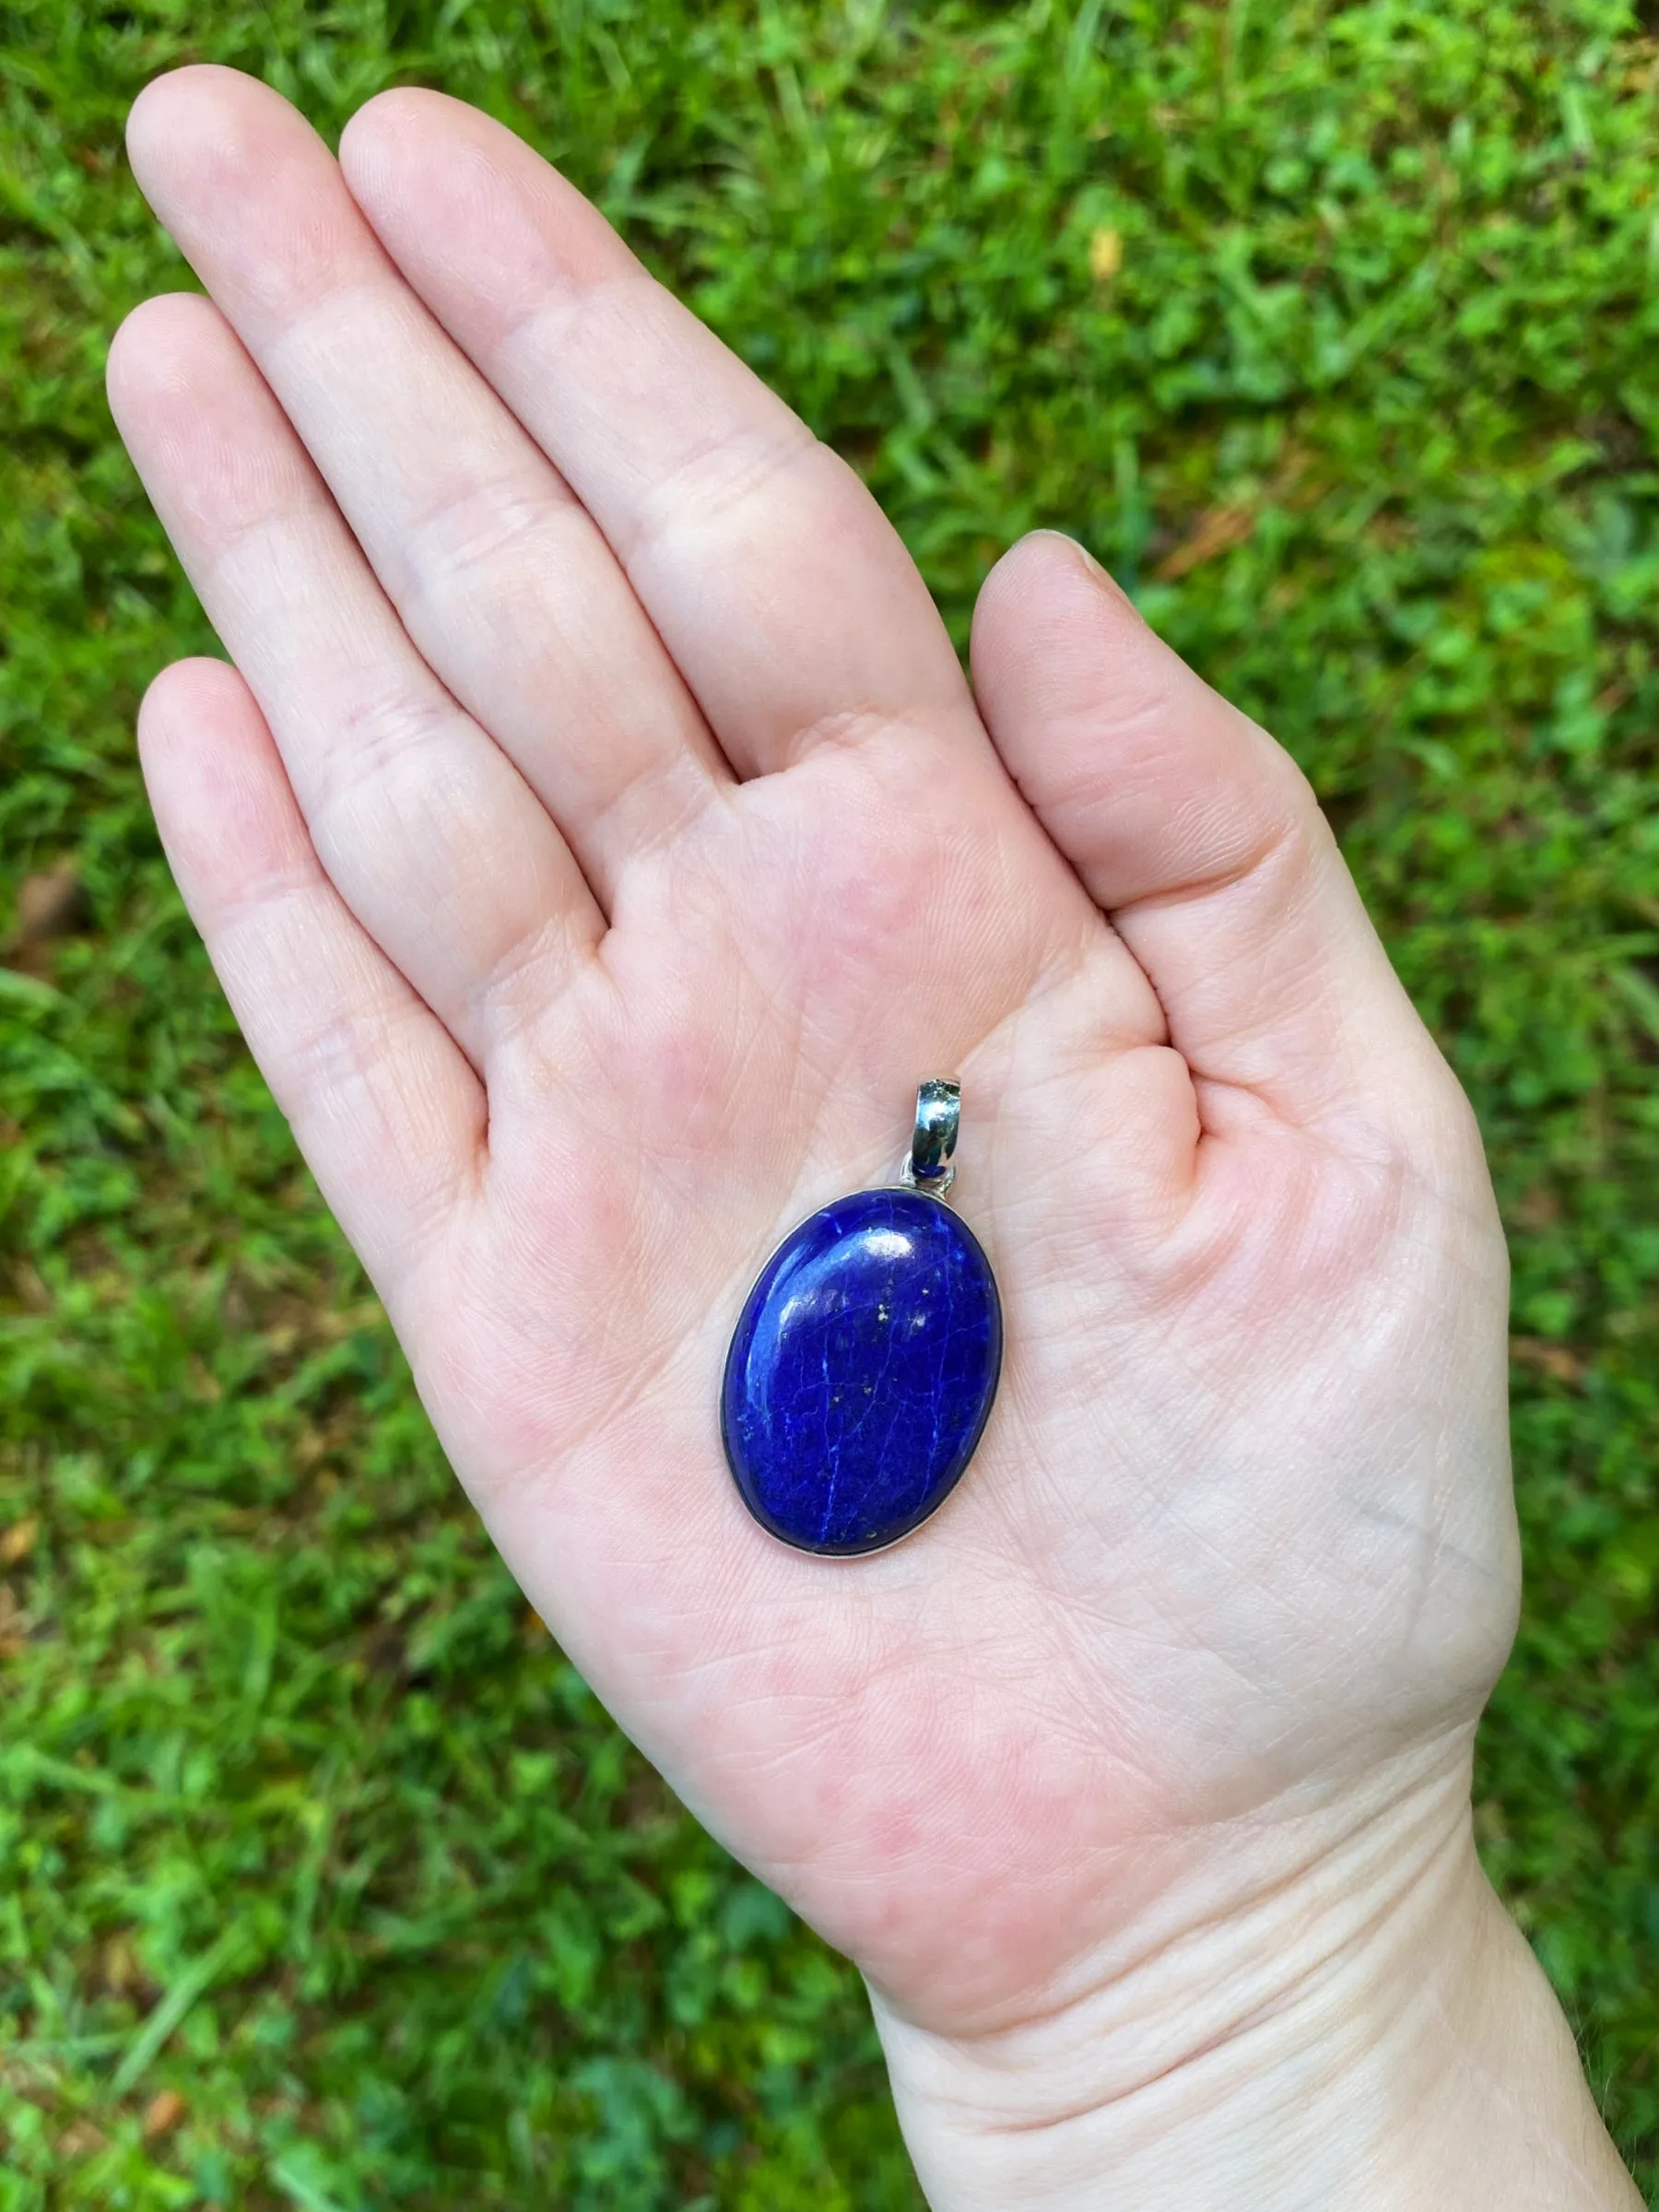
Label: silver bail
xmin=901 ymin=1078 xmax=961 ymax=1199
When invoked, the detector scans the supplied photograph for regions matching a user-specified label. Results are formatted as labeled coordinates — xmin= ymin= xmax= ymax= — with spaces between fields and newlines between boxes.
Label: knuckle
xmin=319 ymin=678 xmax=461 ymax=811
xmin=405 ymin=474 xmax=577 ymax=609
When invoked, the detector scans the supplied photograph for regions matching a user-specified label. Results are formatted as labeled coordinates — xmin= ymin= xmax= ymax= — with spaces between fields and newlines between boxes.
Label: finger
xmin=139 ymin=656 xmax=482 ymax=1288
xmin=338 ymin=88 xmax=980 ymax=780
xmin=108 ymin=291 xmax=601 ymax=1069
xmin=124 ymin=66 xmax=727 ymax=909
xmin=971 ymin=534 xmax=1447 ymax=1133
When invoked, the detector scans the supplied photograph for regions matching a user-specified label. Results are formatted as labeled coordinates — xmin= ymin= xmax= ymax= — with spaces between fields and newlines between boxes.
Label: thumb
xmin=971 ymin=532 xmax=1446 ymax=1139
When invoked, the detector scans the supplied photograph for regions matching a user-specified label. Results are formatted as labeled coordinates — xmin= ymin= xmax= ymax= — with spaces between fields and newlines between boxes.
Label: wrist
xmin=872 ymin=1740 xmax=1639 ymax=2212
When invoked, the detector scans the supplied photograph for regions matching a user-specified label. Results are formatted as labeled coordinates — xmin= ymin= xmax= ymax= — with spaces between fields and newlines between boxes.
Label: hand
xmin=109 ymin=66 xmax=1635 ymax=2207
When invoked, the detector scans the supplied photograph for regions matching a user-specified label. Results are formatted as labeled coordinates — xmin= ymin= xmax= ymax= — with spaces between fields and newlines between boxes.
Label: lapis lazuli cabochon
xmin=722 ymin=1189 xmax=1002 ymax=1557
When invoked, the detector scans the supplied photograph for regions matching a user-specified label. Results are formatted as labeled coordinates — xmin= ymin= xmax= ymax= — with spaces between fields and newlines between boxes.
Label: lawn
xmin=2 ymin=1 xmax=1656 ymax=2205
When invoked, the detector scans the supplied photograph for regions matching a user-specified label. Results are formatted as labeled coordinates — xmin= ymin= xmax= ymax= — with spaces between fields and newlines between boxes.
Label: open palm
xmin=112 ymin=67 xmax=1518 ymax=2057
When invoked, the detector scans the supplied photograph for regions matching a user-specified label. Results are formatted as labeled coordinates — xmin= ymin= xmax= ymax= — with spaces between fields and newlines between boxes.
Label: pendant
xmin=721 ymin=1080 xmax=1003 ymax=1557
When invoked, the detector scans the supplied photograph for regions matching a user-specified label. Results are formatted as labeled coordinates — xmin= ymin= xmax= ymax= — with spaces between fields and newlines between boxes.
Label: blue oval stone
xmin=722 ymin=1189 xmax=1002 ymax=1556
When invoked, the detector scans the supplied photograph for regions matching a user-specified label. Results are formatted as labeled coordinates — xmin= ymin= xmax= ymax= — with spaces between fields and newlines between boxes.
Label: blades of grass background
xmin=1 ymin=2 xmax=1655 ymax=2206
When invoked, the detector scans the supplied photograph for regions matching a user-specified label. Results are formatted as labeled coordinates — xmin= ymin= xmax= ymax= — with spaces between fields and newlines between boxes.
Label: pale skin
xmin=108 ymin=66 xmax=1641 ymax=2208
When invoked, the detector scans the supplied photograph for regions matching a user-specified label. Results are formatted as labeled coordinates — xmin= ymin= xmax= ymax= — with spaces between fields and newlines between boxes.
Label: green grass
xmin=2 ymin=0 xmax=1657 ymax=2203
